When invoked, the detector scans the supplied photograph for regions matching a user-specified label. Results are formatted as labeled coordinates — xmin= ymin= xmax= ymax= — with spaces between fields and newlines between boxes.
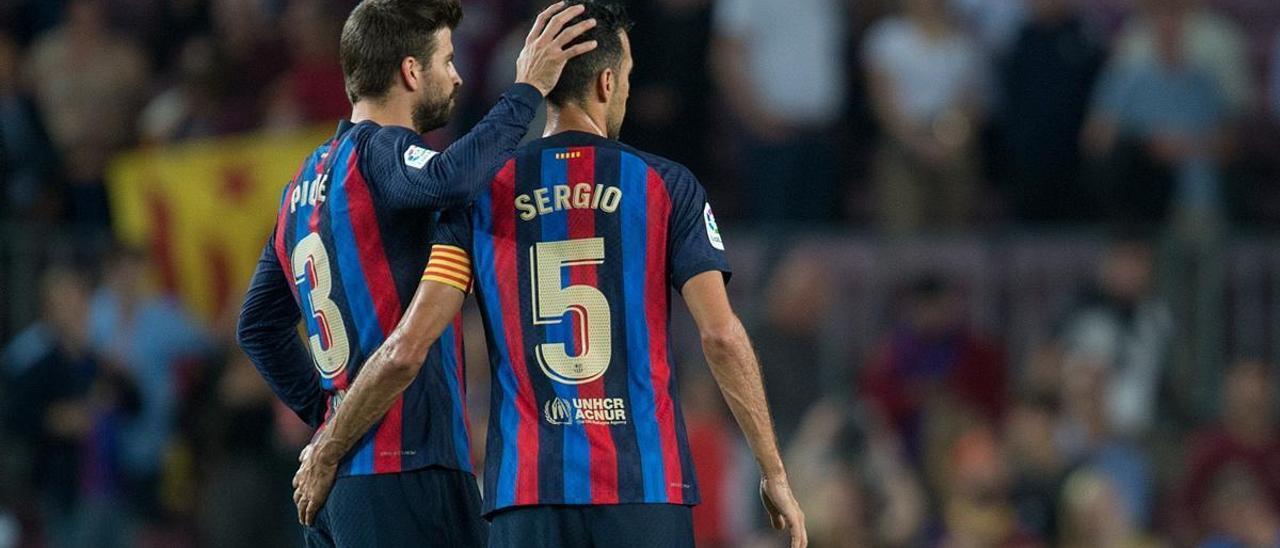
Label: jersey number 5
xmin=292 ymin=233 xmax=351 ymax=379
xmin=530 ymin=238 xmax=612 ymax=384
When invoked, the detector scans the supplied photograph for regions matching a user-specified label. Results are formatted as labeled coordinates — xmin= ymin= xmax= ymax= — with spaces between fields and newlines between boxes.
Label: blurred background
xmin=2 ymin=0 xmax=1280 ymax=546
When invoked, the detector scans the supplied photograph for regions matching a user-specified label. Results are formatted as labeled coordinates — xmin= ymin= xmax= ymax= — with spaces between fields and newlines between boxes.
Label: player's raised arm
xmin=370 ymin=2 xmax=600 ymax=210
xmin=682 ymin=272 xmax=807 ymax=548
xmin=293 ymin=240 xmax=474 ymax=526
xmin=236 ymin=239 xmax=326 ymax=428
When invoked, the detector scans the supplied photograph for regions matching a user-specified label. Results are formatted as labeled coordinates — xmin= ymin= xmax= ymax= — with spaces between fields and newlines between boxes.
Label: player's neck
xmin=349 ymin=98 xmax=414 ymax=131
xmin=544 ymin=104 xmax=607 ymax=139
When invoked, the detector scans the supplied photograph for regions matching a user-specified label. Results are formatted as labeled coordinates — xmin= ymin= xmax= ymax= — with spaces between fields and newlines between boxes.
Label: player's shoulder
xmin=619 ymin=144 xmax=702 ymax=190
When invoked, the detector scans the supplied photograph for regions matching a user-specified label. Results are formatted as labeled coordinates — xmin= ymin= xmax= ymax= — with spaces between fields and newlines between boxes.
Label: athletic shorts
xmin=488 ymin=504 xmax=693 ymax=548
xmin=303 ymin=466 xmax=486 ymax=548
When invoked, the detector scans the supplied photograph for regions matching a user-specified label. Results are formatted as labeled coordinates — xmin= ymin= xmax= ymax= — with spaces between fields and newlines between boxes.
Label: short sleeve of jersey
xmin=422 ymin=207 xmax=476 ymax=293
xmin=432 ymin=206 xmax=474 ymax=251
xmin=665 ymin=165 xmax=732 ymax=290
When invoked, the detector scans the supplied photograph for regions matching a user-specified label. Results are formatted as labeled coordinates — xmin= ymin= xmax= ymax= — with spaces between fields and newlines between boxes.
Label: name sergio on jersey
xmin=516 ymin=183 xmax=622 ymax=221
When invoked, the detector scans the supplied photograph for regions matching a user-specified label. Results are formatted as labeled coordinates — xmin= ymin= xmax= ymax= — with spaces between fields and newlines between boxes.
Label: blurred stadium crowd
xmin=3 ymin=0 xmax=1280 ymax=546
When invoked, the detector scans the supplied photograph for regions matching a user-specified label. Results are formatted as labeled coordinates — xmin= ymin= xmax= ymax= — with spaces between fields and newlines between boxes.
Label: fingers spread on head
xmin=563 ymin=41 xmax=598 ymax=59
xmin=553 ymin=18 xmax=596 ymax=47
xmin=528 ymin=1 xmax=566 ymax=43
xmin=543 ymin=4 xmax=586 ymax=39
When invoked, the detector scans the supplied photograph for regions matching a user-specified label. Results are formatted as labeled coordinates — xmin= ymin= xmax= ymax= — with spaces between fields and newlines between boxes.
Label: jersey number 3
xmin=530 ymin=238 xmax=612 ymax=384
xmin=292 ymin=233 xmax=351 ymax=379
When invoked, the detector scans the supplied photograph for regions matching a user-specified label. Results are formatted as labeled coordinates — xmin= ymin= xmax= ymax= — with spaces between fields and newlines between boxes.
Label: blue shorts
xmin=303 ymin=466 xmax=486 ymax=548
xmin=488 ymin=504 xmax=693 ymax=548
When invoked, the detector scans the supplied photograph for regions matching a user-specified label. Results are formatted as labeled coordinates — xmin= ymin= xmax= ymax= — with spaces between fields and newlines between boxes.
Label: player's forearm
xmin=701 ymin=319 xmax=786 ymax=478
xmin=310 ymin=337 xmax=422 ymax=466
xmin=237 ymin=253 xmax=325 ymax=427
xmin=240 ymin=329 xmax=326 ymax=427
xmin=312 ymin=283 xmax=466 ymax=466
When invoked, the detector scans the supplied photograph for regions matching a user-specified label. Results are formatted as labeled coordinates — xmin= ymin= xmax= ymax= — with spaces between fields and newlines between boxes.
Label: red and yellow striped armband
xmin=422 ymin=245 xmax=473 ymax=293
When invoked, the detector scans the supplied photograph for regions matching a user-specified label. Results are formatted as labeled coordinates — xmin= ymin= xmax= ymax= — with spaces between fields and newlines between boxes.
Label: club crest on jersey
xmin=543 ymin=397 xmax=628 ymax=426
xmin=704 ymin=203 xmax=724 ymax=250
xmin=403 ymin=145 xmax=436 ymax=169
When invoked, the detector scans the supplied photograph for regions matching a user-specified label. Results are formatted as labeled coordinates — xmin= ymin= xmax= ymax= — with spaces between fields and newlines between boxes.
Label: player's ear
xmin=596 ymin=67 xmax=614 ymax=103
xmin=400 ymin=56 xmax=419 ymax=92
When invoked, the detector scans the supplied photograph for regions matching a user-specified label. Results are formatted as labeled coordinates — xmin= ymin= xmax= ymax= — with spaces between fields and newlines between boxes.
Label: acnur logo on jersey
xmin=543 ymin=397 xmax=628 ymax=426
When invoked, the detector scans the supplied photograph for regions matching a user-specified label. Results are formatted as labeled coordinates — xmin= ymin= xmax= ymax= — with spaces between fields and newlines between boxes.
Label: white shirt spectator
xmin=1062 ymin=299 xmax=1173 ymax=439
xmin=864 ymin=16 xmax=991 ymax=127
xmin=713 ymin=0 xmax=846 ymax=125
xmin=1114 ymin=9 xmax=1252 ymax=115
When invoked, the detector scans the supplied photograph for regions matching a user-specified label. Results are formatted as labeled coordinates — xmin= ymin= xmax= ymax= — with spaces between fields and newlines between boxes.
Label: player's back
xmin=274 ymin=120 xmax=470 ymax=477
xmin=435 ymin=130 xmax=731 ymax=515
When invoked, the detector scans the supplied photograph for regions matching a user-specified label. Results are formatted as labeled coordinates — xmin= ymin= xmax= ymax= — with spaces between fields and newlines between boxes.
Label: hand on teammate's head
xmin=514 ymin=1 xmax=601 ymax=96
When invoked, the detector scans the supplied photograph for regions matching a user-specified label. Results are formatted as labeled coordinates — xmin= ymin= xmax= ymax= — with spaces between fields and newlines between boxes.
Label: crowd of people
xmin=2 ymin=0 xmax=1279 ymax=231
xmin=2 ymin=0 xmax=1280 ymax=546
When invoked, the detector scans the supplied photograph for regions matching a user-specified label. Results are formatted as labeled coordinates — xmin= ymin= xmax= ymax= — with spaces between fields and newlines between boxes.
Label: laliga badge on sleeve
xmin=403 ymin=145 xmax=437 ymax=169
xmin=704 ymin=203 xmax=725 ymax=250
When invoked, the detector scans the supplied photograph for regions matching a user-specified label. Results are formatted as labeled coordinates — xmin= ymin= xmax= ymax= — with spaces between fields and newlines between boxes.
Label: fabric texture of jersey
xmin=238 ymin=84 xmax=543 ymax=478
xmin=432 ymin=130 xmax=732 ymax=514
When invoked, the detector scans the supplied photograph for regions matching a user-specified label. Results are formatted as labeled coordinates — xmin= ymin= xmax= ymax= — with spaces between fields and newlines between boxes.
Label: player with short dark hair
xmin=236 ymin=1 xmax=598 ymax=545
xmin=290 ymin=2 xmax=808 ymax=546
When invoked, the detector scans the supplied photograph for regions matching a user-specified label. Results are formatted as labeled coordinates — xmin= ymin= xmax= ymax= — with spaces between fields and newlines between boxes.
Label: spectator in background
xmin=209 ymin=0 xmax=288 ymax=135
xmin=263 ymin=0 xmax=349 ymax=130
xmin=138 ymin=35 xmax=228 ymax=144
xmin=1057 ymin=469 xmax=1160 ymax=548
xmin=786 ymin=399 xmax=927 ymax=548
xmin=24 ymin=0 xmax=149 ymax=229
xmin=1005 ymin=393 xmax=1071 ymax=541
xmin=711 ymin=0 xmax=846 ymax=222
xmin=864 ymin=0 xmax=990 ymax=234
xmin=1058 ymin=237 xmax=1172 ymax=439
xmin=933 ymin=425 xmax=1043 ymax=547
xmin=1051 ymin=239 xmax=1166 ymax=527
xmin=752 ymin=249 xmax=834 ymax=444
xmin=998 ymin=0 xmax=1105 ymax=223
xmin=625 ymin=0 xmax=716 ymax=178
xmin=1198 ymin=465 xmax=1280 ymax=548
xmin=1113 ymin=0 xmax=1252 ymax=116
xmin=1177 ymin=360 xmax=1280 ymax=543
xmin=1057 ymin=361 xmax=1155 ymax=530
xmin=193 ymin=352 xmax=297 ymax=548
xmin=1081 ymin=0 xmax=1238 ymax=225
xmin=0 ymin=31 xmax=60 ymax=222
xmin=860 ymin=274 xmax=1007 ymax=466
xmin=87 ymin=245 xmax=210 ymax=521
xmin=1 ymin=266 xmax=138 ymax=548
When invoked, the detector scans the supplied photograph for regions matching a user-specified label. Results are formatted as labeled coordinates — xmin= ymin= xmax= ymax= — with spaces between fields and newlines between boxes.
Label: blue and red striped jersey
xmin=432 ymin=130 xmax=732 ymax=514
xmin=238 ymin=84 xmax=544 ymax=478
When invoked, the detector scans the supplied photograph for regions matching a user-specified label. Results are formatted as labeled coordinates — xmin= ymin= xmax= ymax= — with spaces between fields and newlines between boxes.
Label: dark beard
xmin=412 ymin=90 xmax=456 ymax=134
